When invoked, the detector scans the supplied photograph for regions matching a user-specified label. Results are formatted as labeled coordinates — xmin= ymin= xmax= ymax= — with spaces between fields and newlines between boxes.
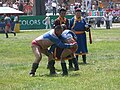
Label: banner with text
xmin=19 ymin=15 xmax=73 ymax=30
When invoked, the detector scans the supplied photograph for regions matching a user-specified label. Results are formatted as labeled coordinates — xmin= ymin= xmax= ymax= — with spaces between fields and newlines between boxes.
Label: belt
xmin=75 ymin=31 xmax=85 ymax=34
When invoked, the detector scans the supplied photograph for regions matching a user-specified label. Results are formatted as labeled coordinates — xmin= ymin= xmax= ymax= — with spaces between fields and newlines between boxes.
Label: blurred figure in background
xmin=105 ymin=12 xmax=110 ymax=29
xmin=43 ymin=15 xmax=51 ymax=29
xmin=109 ymin=13 xmax=113 ymax=27
xmin=52 ymin=1 xmax=57 ymax=15
xmin=4 ymin=15 xmax=16 ymax=38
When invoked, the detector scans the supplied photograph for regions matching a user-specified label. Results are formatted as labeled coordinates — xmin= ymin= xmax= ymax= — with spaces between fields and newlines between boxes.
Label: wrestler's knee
xmin=35 ymin=56 xmax=42 ymax=63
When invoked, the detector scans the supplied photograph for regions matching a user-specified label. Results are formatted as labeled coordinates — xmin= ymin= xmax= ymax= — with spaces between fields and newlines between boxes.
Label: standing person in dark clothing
xmin=105 ymin=12 xmax=110 ymax=29
xmin=18 ymin=1 xmax=23 ymax=11
xmin=52 ymin=8 xmax=74 ymax=69
xmin=52 ymin=1 xmax=57 ymax=15
xmin=53 ymin=8 xmax=69 ymax=28
xmin=70 ymin=8 xmax=91 ymax=64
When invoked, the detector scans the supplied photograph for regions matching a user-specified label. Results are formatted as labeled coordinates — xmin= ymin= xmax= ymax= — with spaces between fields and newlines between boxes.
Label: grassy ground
xmin=0 ymin=28 xmax=120 ymax=90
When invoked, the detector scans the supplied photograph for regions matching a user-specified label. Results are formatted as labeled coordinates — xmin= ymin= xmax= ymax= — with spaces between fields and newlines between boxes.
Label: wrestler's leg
xmin=42 ymin=49 xmax=56 ymax=75
xmin=29 ymin=45 xmax=42 ymax=76
xmin=41 ymin=49 xmax=53 ymax=61
xmin=72 ymin=54 xmax=79 ymax=71
xmin=60 ymin=49 xmax=72 ymax=76
xmin=4 ymin=26 xmax=9 ymax=38
xmin=61 ymin=49 xmax=73 ymax=60
xmin=61 ymin=49 xmax=79 ymax=71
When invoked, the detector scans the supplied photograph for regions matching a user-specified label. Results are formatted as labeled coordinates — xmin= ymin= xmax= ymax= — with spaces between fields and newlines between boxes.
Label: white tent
xmin=0 ymin=7 xmax=24 ymax=15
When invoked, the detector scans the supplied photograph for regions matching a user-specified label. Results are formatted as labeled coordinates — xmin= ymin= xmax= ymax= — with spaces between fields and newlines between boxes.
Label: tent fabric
xmin=0 ymin=7 xmax=24 ymax=15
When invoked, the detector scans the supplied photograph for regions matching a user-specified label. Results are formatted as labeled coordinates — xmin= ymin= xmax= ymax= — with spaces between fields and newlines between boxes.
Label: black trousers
xmin=106 ymin=21 xmax=110 ymax=29
xmin=53 ymin=7 xmax=56 ymax=15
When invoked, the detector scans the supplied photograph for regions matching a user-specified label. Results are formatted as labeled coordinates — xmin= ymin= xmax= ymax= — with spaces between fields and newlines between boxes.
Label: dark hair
xmin=54 ymin=25 xmax=62 ymax=31
xmin=59 ymin=8 xmax=66 ymax=13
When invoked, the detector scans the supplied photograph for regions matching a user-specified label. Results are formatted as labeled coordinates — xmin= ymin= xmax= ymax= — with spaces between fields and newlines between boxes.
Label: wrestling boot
xmin=72 ymin=58 xmax=79 ymax=71
xmin=13 ymin=32 xmax=16 ymax=36
xmin=82 ymin=55 xmax=87 ymax=64
xmin=29 ymin=63 xmax=39 ymax=76
xmin=11 ymin=31 xmax=16 ymax=36
xmin=61 ymin=63 xmax=68 ymax=76
xmin=5 ymin=33 xmax=8 ymax=38
xmin=68 ymin=59 xmax=74 ymax=70
xmin=48 ymin=60 xmax=56 ymax=75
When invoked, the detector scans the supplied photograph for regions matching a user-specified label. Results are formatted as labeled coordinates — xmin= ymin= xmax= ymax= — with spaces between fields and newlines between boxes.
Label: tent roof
xmin=0 ymin=7 xmax=24 ymax=15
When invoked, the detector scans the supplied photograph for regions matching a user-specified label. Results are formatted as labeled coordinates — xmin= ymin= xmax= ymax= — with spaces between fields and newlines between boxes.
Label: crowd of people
xmin=0 ymin=0 xmax=33 ymax=15
xmin=45 ymin=0 xmax=120 ymax=15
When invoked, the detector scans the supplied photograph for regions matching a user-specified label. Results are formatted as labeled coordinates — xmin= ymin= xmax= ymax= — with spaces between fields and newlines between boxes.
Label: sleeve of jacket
xmin=50 ymin=37 xmax=72 ymax=49
xmin=68 ymin=31 xmax=77 ymax=40
xmin=69 ymin=18 xmax=74 ymax=30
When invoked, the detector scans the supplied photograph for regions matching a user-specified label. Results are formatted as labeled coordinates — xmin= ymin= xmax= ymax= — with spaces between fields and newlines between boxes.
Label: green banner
xmin=19 ymin=15 xmax=73 ymax=30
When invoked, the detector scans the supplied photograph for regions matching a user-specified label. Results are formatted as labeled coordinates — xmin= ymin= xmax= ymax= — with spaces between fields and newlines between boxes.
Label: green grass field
xmin=0 ymin=28 xmax=120 ymax=90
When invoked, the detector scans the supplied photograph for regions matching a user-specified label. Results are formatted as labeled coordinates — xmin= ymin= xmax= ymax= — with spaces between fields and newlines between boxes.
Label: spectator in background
xmin=43 ymin=15 xmax=51 ymax=29
xmin=0 ymin=2 xmax=2 ymax=7
xmin=92 ymin=3 xmax=95 ymax=10
xmin=52 ymin=1 xmax=57 ymax=15
xmin=13 ymin=2 xmax=19 ymax=9
xmin=98 ymin=1 xmax=103 ymax=11
xmin=70 ymin=8 xmax=91 ymax=64
xmin=4 ymin=15 xmax=16 ymax=38
xmin=18 ymin=1 xmax=23 ymax=11
xmin=109 ymin=0 xmax=113 ymax=9
xmin=87 ymin=1 xmax=91 ymax=11
xmin=105 ymin=12 xmax=110 ymax=29
xmin=51 ymin=8 xmax=74 ymax=69
xmin=109 ymin=13 xmax=113 ymax=27
xmin=14 ymin=15 xmax=19 ymax=23
xmin=0 ymin=18 xmax=5 ymax=32
xmin=11 ymin=17 xmax=16 ymax=36
xmin=94 ymin=0 xmax=98 ymax=10
xmin=101 ymin=17 xmax=105 ymax=26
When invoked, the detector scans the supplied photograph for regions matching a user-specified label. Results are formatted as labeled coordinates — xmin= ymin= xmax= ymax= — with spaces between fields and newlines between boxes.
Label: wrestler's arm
xmin=51 ymin=37 xmax=75 ymax=49
xmin=48 ymin=44 xmax=57 ymax=53
xmin=68 ymin=31 xmax=77 ymax=40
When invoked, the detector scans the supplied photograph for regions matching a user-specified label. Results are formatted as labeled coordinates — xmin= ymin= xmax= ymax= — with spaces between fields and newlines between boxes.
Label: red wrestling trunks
xmin=32 ymin=40 xmax=41 ymax=47
xmin=6 ymin=23 xmax=11 ymax=28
